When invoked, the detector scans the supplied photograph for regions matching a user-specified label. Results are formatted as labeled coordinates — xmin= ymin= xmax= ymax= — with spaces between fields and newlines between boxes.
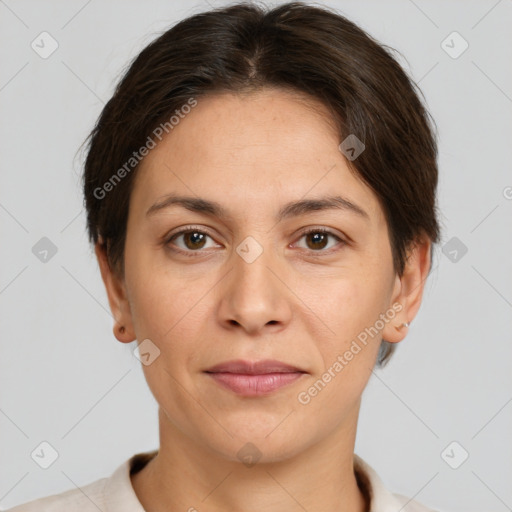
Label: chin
xmin=213 ymin=436 xmax=308 ymax=466
xmin=198 ymin=416 xmax=319 ymax=466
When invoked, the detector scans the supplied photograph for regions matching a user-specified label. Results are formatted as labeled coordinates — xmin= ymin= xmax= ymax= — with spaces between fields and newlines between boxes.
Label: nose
xmin=216 ymin=240 xmax=293 ymax=336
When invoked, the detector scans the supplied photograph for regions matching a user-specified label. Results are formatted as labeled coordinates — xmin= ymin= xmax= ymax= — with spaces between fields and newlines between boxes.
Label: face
xmin=98 ymin=88 xmax=427 ymax=463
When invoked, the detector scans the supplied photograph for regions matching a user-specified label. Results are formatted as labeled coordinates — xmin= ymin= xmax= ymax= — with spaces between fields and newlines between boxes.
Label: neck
xmin=131 ymin=407 xmax=368 ymax=512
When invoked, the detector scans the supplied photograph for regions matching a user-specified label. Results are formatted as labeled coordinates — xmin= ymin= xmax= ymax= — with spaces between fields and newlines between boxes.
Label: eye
xmin=294 ymin=228 xmax=345 ymax=252
xmin=165 ymin=227 xmax=220 ymax=253
xmin=164 ymin=226 xmax=345 ymax=256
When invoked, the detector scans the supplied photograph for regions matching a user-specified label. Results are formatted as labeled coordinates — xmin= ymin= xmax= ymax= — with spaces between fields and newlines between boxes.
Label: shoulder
xmin=5 ymin=476 xmax=108 ymax=512
xmin=4 ymin=451 xmax=156 ymax=512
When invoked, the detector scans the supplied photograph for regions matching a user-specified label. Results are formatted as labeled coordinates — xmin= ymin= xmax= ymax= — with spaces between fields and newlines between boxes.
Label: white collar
xmin=101 ymin=450 xmax=435 ymax=512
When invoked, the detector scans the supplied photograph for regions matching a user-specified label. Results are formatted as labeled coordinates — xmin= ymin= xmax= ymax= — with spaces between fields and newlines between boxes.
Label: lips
xmin=204 ymin=359 xmax=306 ymax=396
xmin=205 ymin=359 xmax=305 ymax=375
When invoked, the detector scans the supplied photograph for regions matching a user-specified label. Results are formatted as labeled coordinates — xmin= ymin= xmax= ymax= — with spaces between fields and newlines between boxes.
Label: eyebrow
xmin=146 ymin=193 xmax=369 ymax=222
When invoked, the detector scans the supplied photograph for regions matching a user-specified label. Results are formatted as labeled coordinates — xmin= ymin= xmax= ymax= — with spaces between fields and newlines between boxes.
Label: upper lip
xmin=205 ymin=359 xmax=306 ymax=375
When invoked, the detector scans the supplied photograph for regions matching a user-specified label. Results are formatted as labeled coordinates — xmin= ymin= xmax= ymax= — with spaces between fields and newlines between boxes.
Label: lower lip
xmin=206 ymin=372 xmax=304 ymax=396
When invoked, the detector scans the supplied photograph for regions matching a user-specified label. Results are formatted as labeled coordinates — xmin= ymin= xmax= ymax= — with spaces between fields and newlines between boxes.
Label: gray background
xmin=1 ymin=1 xmax=511 ymax=511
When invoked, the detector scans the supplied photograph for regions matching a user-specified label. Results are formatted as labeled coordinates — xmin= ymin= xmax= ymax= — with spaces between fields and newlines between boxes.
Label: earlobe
xmin=113 ymin=323 xmax=135 ymax=344
xmin=94 ymin=240 xmax=136 ymax=344
xmin=382 ymin=237 xmax=432 ymax=344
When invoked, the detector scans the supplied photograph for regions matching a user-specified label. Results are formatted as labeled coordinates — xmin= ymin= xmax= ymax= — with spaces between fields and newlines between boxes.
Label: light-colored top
xmin=6 ymin=450 xmax=439 ymax=512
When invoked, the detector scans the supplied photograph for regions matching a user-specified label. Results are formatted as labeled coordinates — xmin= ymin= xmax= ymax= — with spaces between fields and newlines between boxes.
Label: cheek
xmin=124 ymin=234 xmax=208 ymax=338
xmin=304 ymin=268 xmax=389 ymax=346
xmin=297 ymin=267 xmax=391 ymax=401
xmin=125 ymin=252 xmax=221 ymax=405
xmin=128 ymin=271 xmax=210 ymax=349
xmin=294 ymin=278 xmax=384 ymax=418
xmin=125 ymin=256 xmax=214 ymax=420
xmin=334 ymin=290 xmax=381 ymax=379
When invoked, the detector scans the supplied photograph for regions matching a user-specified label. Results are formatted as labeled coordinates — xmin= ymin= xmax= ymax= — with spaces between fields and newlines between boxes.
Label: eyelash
xmin=164 ymin=225 xmax=346 ymax=257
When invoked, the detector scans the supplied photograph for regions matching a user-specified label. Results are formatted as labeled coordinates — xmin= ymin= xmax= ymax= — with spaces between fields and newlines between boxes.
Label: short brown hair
xmin=82 ymin=1 xmax=440 ymax=366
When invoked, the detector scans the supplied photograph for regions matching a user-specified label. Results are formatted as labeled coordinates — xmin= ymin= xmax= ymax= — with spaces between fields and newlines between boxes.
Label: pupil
xmin=185 ymin=232 xmax=206 ymax=250
xmin=307 ymin=232 xmax=327 ymax=250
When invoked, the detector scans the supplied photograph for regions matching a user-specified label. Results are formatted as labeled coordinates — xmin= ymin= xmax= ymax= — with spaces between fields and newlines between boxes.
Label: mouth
xmin=204 ymin=359 xmax=307 ymax=396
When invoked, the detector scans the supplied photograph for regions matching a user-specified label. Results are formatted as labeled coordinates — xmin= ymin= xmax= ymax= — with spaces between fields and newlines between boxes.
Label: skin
xmin=96 ymin=87 xmax=431 ymax=512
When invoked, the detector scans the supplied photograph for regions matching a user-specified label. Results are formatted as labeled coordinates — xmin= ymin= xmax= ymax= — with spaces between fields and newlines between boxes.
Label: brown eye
xmin=167 ymin=228 xmax=219 ymax=253
xmin=305 ymin=232 xmax=329 ymax=250
xmin=182 ymin=231 xmax=207 ymax=250
xmin=295 ymin=228 xmax=344 ymax=252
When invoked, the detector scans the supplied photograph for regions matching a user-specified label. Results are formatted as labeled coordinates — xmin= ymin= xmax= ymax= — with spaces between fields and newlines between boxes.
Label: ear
xmin=95 ymin=239 xmax=136 ymax=344
xmin=382 ymin=237 xmax=432 ymax=343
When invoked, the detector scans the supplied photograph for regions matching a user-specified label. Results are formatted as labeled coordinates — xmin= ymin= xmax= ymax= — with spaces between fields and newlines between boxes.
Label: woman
xmin=9 ymin=2 xmax=442 ymax=511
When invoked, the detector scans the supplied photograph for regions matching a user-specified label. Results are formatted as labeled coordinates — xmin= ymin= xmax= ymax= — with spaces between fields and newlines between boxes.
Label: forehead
xmin=130 ymin=88 xmax=384 ymax=225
